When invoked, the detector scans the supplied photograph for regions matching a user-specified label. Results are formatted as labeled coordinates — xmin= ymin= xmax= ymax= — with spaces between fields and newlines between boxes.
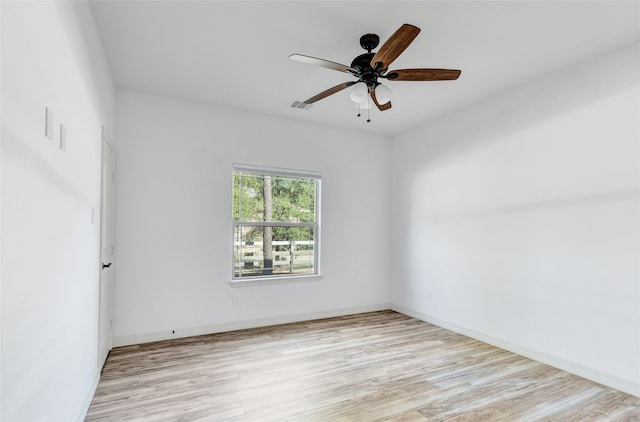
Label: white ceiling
xmin=89 ymin=1 xmax=640 ymax=137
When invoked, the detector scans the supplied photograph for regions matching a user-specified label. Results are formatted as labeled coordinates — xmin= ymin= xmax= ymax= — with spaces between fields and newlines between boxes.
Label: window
xmin=232 ymin=164 xmax=320 ymax=280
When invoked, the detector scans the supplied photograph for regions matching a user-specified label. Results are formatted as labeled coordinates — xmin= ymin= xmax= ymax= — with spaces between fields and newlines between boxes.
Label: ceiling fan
xmin=290 ymin=24 xmax=461 ymax=119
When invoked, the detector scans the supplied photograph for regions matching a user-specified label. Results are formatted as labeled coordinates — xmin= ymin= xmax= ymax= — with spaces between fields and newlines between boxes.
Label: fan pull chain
xmin=355 ymin=99 xmax=371 ymax=122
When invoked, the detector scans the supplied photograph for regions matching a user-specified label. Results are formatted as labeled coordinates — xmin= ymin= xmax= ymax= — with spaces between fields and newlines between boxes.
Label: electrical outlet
xmin=232 ymin=296 xmax=239 ymax=307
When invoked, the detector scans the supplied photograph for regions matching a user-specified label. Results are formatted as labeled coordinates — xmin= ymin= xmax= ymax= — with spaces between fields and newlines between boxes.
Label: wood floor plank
xmin=85 ymin=310 xmax=640 ymax=421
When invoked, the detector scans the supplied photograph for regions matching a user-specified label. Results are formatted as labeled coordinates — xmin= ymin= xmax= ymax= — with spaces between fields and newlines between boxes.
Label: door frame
xmin=98 ymin=126 xmax=116 ymax=369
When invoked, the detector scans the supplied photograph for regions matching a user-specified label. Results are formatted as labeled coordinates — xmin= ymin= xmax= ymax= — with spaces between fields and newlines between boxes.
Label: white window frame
xmin=231 ymin=164 xmax=321 ymax=283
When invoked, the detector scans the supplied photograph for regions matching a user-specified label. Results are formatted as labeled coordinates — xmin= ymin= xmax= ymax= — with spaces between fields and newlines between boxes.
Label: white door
xmin=99 ymin=131 xmax=115 ymax=368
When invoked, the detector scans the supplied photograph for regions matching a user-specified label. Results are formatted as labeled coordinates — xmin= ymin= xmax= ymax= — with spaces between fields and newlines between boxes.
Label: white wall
xmin=113 ymin=90 xmax=390 ymax=343
xmin=1 ymin=1 xmax=114 ymax=421
xmin=390 ymin=43 xmax=640 ymax=396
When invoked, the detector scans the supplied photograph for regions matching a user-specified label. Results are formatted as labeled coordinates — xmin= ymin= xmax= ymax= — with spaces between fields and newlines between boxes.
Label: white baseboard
xmin=113 ymin=303 xmax=390 ymax=347
xmin=77 ymin=371 xmax=101 ymax=422
xmin=390 ymin=303 xmax=640 ymax=398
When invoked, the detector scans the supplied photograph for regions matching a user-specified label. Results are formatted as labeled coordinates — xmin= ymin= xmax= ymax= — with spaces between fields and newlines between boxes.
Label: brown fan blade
xmin=370 ymin=24 xmax=420 ymax=71
xmin=289 ymin=54 xmax=356 ymax=74
xmin=302 ymin=82 xmax=355 ymax=105
xmin=385 ymin=69 xmax=461 ymax=81
xmin=369 ymin=87 xmax=392 ymax=111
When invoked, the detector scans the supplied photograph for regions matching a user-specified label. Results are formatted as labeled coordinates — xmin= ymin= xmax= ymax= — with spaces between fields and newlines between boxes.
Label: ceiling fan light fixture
xmin=349 ymin=82 xmax=368 ymax=104
xmin=375 ymin=83 xmax=392 ymax=104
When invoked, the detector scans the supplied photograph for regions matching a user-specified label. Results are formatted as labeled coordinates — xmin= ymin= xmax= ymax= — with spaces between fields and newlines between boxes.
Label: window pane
xmin=234 ymin=225 xmax=315 ymax=278
xmin=233 ymin=172 xmax=265 ymax=222
xmin=271 ymin=175 xmax=316 ymax=223
xmin=233 ymin=172 xmax=316 ymax=223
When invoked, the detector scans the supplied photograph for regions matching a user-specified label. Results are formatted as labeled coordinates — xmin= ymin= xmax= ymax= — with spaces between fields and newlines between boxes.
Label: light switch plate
xmin=59 ymin=124 xmax=67 ymax=151
xmin=45 ymin=107 xmax=53 ymax=140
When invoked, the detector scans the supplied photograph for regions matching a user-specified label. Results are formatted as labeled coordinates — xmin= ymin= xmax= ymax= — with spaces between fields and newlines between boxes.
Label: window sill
xmin=229 ymin=274 xmax=323 ymax=287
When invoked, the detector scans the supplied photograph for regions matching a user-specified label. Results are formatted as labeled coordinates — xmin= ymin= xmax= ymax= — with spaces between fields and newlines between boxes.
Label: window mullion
xmin=234 ymin=221 xmax=316 ymax=228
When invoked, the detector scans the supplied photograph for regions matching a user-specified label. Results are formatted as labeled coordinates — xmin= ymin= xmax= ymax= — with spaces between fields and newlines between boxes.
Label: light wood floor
xmin=86 ymin=311 xmax=640 ymax=421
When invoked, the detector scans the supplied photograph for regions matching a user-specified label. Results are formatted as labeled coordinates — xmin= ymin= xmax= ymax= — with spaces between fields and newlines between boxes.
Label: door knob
xmin=102 ymin=262 xmax=112 ymax=269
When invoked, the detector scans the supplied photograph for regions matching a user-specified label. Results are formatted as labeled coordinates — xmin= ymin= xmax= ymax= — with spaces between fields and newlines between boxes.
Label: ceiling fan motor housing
xmin=351 ymin=52 xmax=381 ymax=88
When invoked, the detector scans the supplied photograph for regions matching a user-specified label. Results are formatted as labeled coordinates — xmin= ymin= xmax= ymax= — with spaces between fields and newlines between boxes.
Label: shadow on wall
xmin=397 ymin=42 xmax=640 ymax=169
xmin=56 ymin=1 xmax=115 ymax=124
